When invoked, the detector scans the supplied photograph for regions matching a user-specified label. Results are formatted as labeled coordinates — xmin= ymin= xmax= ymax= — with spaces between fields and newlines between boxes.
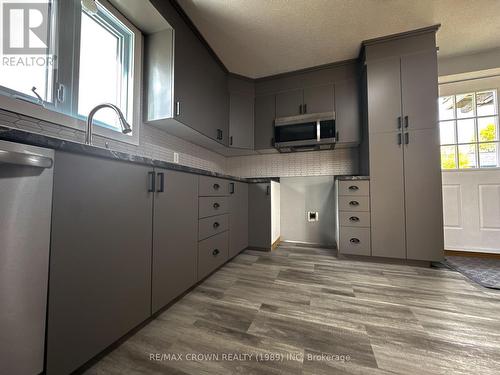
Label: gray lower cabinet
xmin=248 ymin=183 xmax=271 ymax=249
xmin=254 ymin=94 xmax=276 ymax=149
xmin=229 ymin=181 xmax=249 ymax=258
xmin=47 ymin=152 xmax=153 ymax=375
xmin=152 ymin=170 xmax=198 ymax=313
xmin=198 ymin=231 xmax=229 ymax=280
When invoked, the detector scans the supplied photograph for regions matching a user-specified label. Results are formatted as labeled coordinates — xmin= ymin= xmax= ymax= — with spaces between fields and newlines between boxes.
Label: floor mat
xmin=445 ymin=256 xmax=500 ymax=289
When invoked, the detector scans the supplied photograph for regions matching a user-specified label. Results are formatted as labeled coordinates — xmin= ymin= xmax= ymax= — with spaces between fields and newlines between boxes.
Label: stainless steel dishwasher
xmin=0 ymin=139 xmax=54 ymax=375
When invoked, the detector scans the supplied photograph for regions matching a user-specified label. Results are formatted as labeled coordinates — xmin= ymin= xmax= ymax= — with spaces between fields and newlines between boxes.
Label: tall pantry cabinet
xmin=363 ymin=26 xmax=444 ymax=261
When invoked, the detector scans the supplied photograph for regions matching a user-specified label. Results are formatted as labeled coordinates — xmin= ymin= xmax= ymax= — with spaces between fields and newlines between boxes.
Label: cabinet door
xmin=229 ymin=91 xmax=254 ymax=149
xmin=303 ymin=84 xmax=334 ymax=114
xmin=254 ymin=94 xmax=276 ymax=149
xmin=248 ymin=183 xmax=271 ymax=249
xmin=401 ymin=50 xmax=439 ymax=132
xmin=229 ymin=182 xmax=249 ymax=258
xmin=152 ymin=170 xmax=198 ymax=313
xmin=275 ymin=89 xmax=303 ymax=118
xmin=335 ymin=79 xmax=360 ymax=145
xmin=47 ymin=152 xmax=153 ymax=375
xmin=404 ymin=128 xmax=444 ymax=261
xmin=367 ymin=56 xmax=402 ymax=134
xmin=369 ymin=132 xmax=406 ymax=258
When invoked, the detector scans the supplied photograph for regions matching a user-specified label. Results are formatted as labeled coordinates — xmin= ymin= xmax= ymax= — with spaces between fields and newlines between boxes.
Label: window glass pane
xmin=458 ymin=144 xmax=477 ymax=168
xmin=441 ymin=145 xmax=457 ymax=169
xmin=478 ymin=117 xmax=498 ymax=142
xmin=477 ymin=91 xmax=497 ymax=116
xmin=439 ymin=121 xmax=455 ymax=145
xmin=78 ymin=12 xmax=122 ymax=130
xmin=439 ymin=96 xmax=455 ymax=121
xmin=456 ymin=93 xmax=474 ymax=119
xmin=479 ymin=143 xmax=499 ymax=168
xmin=457 ymin=119 xmax=476 ymax=143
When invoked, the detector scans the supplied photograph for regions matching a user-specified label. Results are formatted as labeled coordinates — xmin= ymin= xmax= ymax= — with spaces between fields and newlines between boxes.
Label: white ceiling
xmin=178 ymin=0 xmax=500 ymax=78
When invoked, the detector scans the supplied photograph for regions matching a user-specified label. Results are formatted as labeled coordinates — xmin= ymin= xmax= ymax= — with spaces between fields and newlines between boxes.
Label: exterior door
xmin=367 ymin=56 xmax=402 ymax=134
xmin=369 ymin=132 xmax=406 ymax=258
xmin=403 ymin=128 xmax=444 ymax=261
xmin=152 ymin=170 xmax=198 ymax=313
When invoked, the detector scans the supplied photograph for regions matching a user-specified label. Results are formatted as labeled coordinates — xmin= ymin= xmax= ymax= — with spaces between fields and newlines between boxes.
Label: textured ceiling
xmin=178 ymin=0 xmax=500 ymax=78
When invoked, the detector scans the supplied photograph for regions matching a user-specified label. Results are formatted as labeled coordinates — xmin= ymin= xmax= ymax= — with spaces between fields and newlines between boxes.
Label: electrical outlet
xmin=173 ymin=152 xmax=179 ymax=164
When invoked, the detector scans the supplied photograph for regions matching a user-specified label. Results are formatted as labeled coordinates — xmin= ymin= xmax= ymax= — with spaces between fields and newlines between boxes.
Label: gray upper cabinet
xmin=229 ymin=76 xmax=255 ymax=149
xmin=147 ymin=0 xmax=229 ymax=145
xmin=254 ymin=94 xmax=276 ymax=149
xmin=303 ymin=84 xmax=335 ymax=114
xmin=275 ymin=89 xmax=303 ymax=117
xmin=47 ymin=152 xmax=153 ymax=375
xmin=335 ymin=79 xmax=360 ymax=146
xmin=152 ymin=170 xmax=198 ymax=313
xmin=229 ymin=181 xmax=249 ymax=258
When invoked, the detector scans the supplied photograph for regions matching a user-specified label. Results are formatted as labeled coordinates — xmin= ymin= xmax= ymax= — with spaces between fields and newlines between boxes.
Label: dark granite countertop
xmin=0 ymin=126 xmax=278 ymax=183
xmin=335 ymin=175 xmax=370 ymax=181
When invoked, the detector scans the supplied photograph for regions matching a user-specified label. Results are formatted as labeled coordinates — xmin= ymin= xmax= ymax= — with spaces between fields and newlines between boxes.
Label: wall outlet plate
xmin=173 ymin=152 xmax=179 ymax=163
xmin=307 ymin=211 xmax=319 ymax=222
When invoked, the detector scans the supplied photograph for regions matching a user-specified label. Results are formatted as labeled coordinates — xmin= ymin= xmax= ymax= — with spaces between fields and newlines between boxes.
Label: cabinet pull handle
xmin=404 ymin=115 xmax=409 ymax=129
xmin=266 ymin=185 xmax=270 ymax=195
xmin=405 ymin=132 xmax=409 ymax=145
xmin=213 ymin=202 xmax=220 ymax=209
xmin=336 ymin=130 xmax=339 ymax=141
xmin=216 ymin=129 xmax=223 ymax=140
xmin=229 ymin=136 xmax=233 ymax=145
xmin=229 ymin=182 xmax=235 ymax=194
xmin=271 ymin=137 xmax=275 ymax=147
xmin=350 ymin=238 xmax=360 ymax=244
xmin=213 ymin=222 xmax=220 ymax=229
xmin=348 ymin=185 xmax=359 ymax=191
xmin=349 ymin=216 xmax=360 ymax=222
xmin=213 ymin=183 xmax=220 ymax=190
xmin=299 ymin=104 xmax=303 ymax=114
xmin=212 ymin=249 xmax=220 ymax=256
xmin=397 ymin=116 xmax=402 ymax=129
xmin=157 ymin=172 xmax=165 ymax=193
xmin=175 ymin=101 xmax=181 ymax=116
xmin=147 ymin=171 xmax=155 ymax=193
xmin=349 ymin=200 xmax=359 ymax=206
xmin=397 ymin=133 xmax=402 ymax=145
xmin=303 ymin=103 xmax=307 ymax=113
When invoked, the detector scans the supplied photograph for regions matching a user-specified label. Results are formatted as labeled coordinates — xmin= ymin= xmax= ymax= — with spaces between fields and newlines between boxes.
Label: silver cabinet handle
xmin=350 ymin=238 xmax=360 ymax=244
xmin=0 ymin=149 xmax=53 ymax=168
xmin=213 ymin=222 xmax=220 ymax=229
xmin=212 ymin=249 xmax=220 ymax=256
xmin=397 ymin=133 xmax=402 ymax=145
xmin=398 ymin=116 xmax=402 ymax=129
xmin=213 ymin=183 xmax=220 ymax=190
xmin=213 ymin=202 xmax=220 ymax=209
xmin=349 ymin=201 xmax=359 ymax=206
xmin=348 ymin=185 xmax=359 ymax=191
xmin=405 ymin=133 xmax=409 ymax=145
xmin=404 ymin=115 xmax=409 ymax=129
xmin=175 ymin=101 xmax=181 ymax=116
xmin=349 ymin=216 xmax=360 ymax=222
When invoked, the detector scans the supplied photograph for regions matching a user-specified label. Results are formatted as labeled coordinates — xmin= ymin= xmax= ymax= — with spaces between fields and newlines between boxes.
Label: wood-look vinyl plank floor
xmin=85 ymin=244 xmax=500 ymax=374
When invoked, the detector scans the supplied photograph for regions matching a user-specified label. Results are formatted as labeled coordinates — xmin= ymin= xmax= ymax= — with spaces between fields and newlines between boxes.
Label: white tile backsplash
xmin=2 ymin=107 xmax=359 ymax=178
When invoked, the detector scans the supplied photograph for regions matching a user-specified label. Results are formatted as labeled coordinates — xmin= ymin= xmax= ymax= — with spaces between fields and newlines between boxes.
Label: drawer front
xmin=339 ymin=227 xmax=371 ymax=256
xmin=198 ymin=231 xmax=228 ymax=280
xmin=338 ymin=196 xmax=370 ymax=212
xmin=338 ymin=180 xmax=370 ymax=196
xmin=339 ymin=211 xmax=371 ymax=228
xmin=199 ymin=196 xmax=228 ymax=218
xmin=199 ymin=176 xmax=229 ymax=196
xmin=199 ymin=214 xmax=229 ymax=241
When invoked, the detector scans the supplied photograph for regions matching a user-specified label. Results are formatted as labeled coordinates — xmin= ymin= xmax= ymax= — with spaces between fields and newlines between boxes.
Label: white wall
xmin=271 ymin=181 xmax=281 ymax=244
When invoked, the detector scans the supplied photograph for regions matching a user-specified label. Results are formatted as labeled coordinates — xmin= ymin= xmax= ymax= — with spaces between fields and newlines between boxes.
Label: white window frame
xmin=0 ymin=0 xmax=142 ymax=145
xmin=439 ymin=89 xmax=499 ymax=171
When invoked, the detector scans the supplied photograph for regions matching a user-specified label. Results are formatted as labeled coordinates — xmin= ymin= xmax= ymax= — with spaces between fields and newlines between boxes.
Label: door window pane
xmin=456 ymin=93 xmax=474 ymax=119
xmin=441 ymin=145 xmax=457 ymax=169
xmin=457 ymin=119 xmax=476 ymax=143
xmin=458 ymin=144 xmax=477 ymax=168
xmin=439 ymin=121 xmax=455 ymax=145
xmin=478 ymin=117 xmax=498 ymax=142
xmin=439 ymin=96 xmax=455 ymax=121
xmin=477 ymin=91 xmax=497 ymax=116
xmin=479 ymin=143 xmax=499 ymax=167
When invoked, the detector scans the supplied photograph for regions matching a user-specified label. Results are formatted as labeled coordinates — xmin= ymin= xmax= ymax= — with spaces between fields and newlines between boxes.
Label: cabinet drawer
xmin=199 ymin=214 xmax=229 ymax=241
xmin=339 ymin=211 xmax=371 ymax=228
xmin=199 ymin=176 xmax=229 ymax=196
xmin=338 ymin=196 xmax=370 ymax=212
xmin=339 ymin=227 xmax=371 ymax=256
xmin=338 ymin=180 xmax=369 ymax=196
xmin=198 ymin=231 xmax=228 ymax=280
xmin=199 ymin=196 xmax=228 ymax=218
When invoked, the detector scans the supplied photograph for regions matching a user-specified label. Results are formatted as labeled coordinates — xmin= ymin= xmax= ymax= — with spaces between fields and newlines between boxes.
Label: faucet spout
xmin=85 ymin=103 xmax=132 ymax=145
